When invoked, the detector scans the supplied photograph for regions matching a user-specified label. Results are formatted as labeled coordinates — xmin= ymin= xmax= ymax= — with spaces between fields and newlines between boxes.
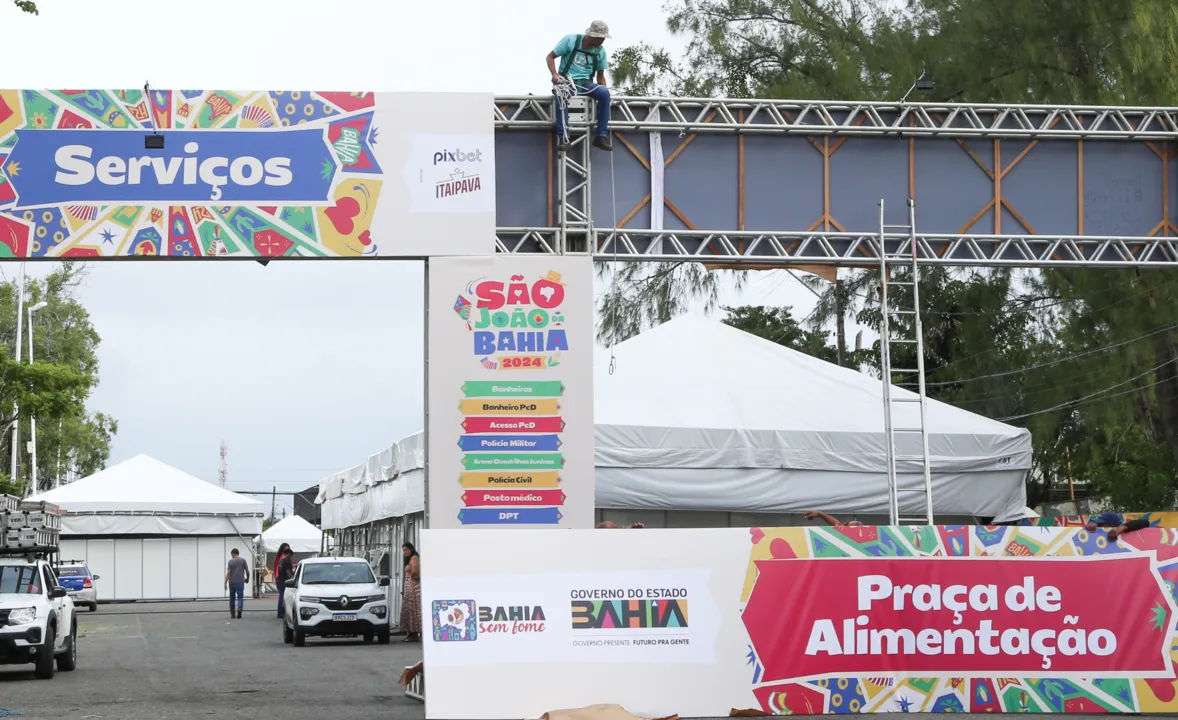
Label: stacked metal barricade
xmin=0 ymin=495 xmax=62 ymax=550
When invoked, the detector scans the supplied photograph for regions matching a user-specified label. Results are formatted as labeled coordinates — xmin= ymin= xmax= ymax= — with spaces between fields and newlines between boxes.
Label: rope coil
xmin=553 ymin=77 xmax=574 ymax=144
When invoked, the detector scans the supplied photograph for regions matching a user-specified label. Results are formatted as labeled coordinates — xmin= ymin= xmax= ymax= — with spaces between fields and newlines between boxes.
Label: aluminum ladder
xmin=877 ymin=198 xmax=934 ymax=526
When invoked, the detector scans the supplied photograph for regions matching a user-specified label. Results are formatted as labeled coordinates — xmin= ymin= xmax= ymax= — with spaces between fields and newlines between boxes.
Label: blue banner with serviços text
xmin=6 ymin=128 xmax=337 ymax=207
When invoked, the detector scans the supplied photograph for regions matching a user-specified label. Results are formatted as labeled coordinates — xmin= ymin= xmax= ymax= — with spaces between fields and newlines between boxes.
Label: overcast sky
xmin=1 ymin=0 xmax=835 ymax=510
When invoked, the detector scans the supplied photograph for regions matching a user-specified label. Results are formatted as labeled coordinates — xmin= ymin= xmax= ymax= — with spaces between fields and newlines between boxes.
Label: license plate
xmin=334 ymin=613 xmax=358 ymax=622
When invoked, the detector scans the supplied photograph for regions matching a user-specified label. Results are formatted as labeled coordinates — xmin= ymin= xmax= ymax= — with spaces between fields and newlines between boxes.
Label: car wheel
xmin=282 ymin=621 xmax=293 ymax=645
xmin=57 ymin=623 xmax=78 ymax=672
xmin=34 ymin=625 xmax=56 ymax=679
xmin=377 ymin=628 xmax=391 ymax=645
xmin=363 ymin=632 xmax=374 ymax=643
xmin=89 ymin=603 xmax=98 ymax=613
xmin=293 ymin=626 xmax=306 ymax=647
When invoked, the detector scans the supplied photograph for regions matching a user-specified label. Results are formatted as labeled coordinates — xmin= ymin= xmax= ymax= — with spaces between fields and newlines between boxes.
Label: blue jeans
xmin=277 ymin=586 xmax=286 ymax=618
xmin=553 ymin=82 xmax=611 ymax=139
xmin=229 ymin=582 xmax=244 ymax=613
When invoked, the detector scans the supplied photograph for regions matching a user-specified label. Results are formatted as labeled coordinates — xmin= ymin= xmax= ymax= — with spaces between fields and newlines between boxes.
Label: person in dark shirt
xmin=1085 ymin=512 xmax=1149 ymax=541
xmin=275 ymin=546 xmax=294 ymax=619
xmin=224 ymin=548 xmax=249 ymax=620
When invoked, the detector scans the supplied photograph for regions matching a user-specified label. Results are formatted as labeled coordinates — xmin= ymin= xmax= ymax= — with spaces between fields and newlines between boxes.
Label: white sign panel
xmin=421 ymin=527 xmax=747 ymax=720
xmin=426 ymin=255 xmax=594 ymax=530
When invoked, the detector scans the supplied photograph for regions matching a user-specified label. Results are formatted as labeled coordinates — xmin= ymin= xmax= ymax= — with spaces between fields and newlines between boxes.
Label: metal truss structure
xmin=492 ymin=95 xmax=1178 ymax=267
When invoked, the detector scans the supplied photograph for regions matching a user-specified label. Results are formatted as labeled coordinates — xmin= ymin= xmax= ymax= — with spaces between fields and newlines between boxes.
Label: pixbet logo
xmin=433 ymin=148 xmax=483 ymax=165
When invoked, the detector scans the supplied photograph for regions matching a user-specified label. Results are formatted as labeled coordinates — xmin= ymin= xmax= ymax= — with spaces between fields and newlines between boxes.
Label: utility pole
xmin=10 ymin=262 xmax=24 ymax=489
xmin=270 ymin=486 xmax=277 ymax=524
xmin=55 ymin=419 xmax=63 ymax=489
xmin=27 ymin=300 xmax=46 ymax=496
xmin=218 ymin=440 xmax=228 ymax=489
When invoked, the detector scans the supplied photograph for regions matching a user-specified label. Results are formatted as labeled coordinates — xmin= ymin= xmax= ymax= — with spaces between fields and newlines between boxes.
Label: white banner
xmin=425 ymin=255 xmax=594 ymax=530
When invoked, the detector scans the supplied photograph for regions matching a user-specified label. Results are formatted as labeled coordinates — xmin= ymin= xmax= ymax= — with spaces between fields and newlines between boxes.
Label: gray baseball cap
xmin=585 ymin=20 xmax=611 ymax=39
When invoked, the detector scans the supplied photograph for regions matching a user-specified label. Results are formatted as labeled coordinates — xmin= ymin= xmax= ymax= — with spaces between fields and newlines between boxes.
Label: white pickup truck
xmin=0 ymin=552 xmax=78 ymax=679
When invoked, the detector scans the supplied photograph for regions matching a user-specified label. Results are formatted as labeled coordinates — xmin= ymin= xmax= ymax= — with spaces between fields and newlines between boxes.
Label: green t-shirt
xmin=554 ymin=34 xmax=607 ymax=83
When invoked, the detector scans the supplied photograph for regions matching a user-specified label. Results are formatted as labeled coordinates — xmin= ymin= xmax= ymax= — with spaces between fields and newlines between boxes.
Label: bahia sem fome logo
xmin=431 ymin=599 xmax=547 ymax=642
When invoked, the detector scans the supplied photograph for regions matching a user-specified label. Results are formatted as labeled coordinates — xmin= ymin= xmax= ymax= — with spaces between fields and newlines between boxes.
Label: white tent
xmin=256 ymin=515 xmax=332 ymax=554
xmin=29 ymin=454 xmax=265 ymax=601
xmin=593 ymin=316 xmax=1032 ymax=522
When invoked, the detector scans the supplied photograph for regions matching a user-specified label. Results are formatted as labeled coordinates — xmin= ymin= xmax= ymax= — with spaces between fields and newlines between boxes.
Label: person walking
xmin=225 ymin=548 xmax=249 ymax=619
xmin=400 ymin=542 xmax=422 ymax=642
xmin=274 ymin=543 xmax=294 ymax=619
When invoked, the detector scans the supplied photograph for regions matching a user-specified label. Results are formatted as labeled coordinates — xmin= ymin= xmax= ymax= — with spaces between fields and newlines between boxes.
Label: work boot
xmin=593 ymin=135 xmax=613 ymax=152
xmin=237 ymin=609 xmax=242 ymax=619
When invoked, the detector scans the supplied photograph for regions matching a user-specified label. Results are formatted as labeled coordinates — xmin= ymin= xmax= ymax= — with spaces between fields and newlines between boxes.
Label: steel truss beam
xmin=495 ymin=228 xmax=1178 ymax=268
xmin=496 ymin=94 xmax=1178 ymax=266
xmin=495 ymin=95 xmax=1178 ymax=139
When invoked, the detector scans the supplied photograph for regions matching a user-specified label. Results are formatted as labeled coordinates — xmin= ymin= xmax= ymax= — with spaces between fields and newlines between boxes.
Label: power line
xmin=995 ymin=357 xmax=1176 ymax=422
xmin=919 ymin=279 xmax=1162 ymax=377
xmin=933 ymin=364 xmax=1151 ymax=407
xmin=922 ymin=321 xmax=1178 ymax=387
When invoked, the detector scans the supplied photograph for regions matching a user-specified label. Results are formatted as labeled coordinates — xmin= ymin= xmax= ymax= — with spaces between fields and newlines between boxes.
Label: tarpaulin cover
xmin=591 ymin=316 xmax=1031 ymax=522
xmin=30 ymin=454 xmax=264 ymax=535
xmin=255 ymin=514 xmax=333 ymax=553
xmin=318 ymin=317 xmax=1031 ymax=526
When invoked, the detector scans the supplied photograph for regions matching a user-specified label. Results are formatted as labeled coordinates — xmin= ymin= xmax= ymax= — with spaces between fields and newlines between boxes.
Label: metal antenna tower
xmin=218 ymin=440 xmax=228 ymax=489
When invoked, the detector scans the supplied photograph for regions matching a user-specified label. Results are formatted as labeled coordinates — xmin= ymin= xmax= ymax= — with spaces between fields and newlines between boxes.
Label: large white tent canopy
xmin=593 ymin=316 xmax=1032 ymax=522
xmin=256 ymin=514 xmax=333 ymax=554
xmin=30 ymin=454 xmax=265 ymax=536
xmin=318 ymin=316 xmax=1032 ymax=527
xmin=29 ymin=455 xmax=265 ymax=601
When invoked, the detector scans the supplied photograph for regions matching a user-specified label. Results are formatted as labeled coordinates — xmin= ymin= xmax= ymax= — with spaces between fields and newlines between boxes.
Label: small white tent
xmin=256 ymin=515 xmax=332 ymax=554
xmin=254 ymin=515 xmax=333 ymax=592
xmin=29 ymin=454 xmax=265 ymax=601
xmin=593 ymin=316 xmax=1032 ymax=522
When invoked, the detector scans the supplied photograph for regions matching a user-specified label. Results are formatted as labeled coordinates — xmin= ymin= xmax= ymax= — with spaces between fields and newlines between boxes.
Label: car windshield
xmin=57 ymin=567 xmax=86 ymax=577
xmin=0 ymin=565 xmax=42 ymax=594
xmin=301 ymin=562 xmax=374 ymax=585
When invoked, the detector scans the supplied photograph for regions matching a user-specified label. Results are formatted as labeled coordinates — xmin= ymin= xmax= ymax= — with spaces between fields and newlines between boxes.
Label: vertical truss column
xmin=557 ymin=96 xmax=594 ymax=254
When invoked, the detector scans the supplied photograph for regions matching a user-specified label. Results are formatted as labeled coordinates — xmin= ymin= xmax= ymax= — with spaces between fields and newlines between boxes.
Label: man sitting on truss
xmin=547 ymin=20 xmax=614 ymax=152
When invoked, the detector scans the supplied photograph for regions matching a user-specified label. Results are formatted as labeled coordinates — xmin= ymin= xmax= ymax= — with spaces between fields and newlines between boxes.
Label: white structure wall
xmin=60 ymin=537 xmax=255 ymax=602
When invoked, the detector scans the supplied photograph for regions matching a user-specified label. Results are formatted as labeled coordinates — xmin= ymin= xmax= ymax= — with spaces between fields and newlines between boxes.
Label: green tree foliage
xmin=722 ymin=304 xmax=864 ymax=365
xmin=13 ymin=0 xmax=37 ymax=14
xmin=601 ymin=0 xmax=1178 ymax=509
xmin=0 ymin=265 xmax=117 ymax=497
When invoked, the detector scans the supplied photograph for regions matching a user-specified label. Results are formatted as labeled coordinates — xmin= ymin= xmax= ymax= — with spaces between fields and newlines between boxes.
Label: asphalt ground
xmin=0 ymin=599 xmax=425 ymax=720
xmin=0 ymin=601 xmax=1170 ymax=719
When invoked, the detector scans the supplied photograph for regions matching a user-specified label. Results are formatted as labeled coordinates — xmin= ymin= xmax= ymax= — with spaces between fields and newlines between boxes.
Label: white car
xmin=0 ymin=555 xmax=78 ymax=678
xmin=282 ymin=557 xmax=391 ymax=647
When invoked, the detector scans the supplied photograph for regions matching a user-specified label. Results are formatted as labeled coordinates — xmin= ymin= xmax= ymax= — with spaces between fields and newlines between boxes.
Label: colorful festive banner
xmin=426 ymin=256 xmax=593 ymax=530
xmin=0 ymin=89 xmax=494 ymax=258
xmin=421 ymin=524 xmax=1178 ymax=719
